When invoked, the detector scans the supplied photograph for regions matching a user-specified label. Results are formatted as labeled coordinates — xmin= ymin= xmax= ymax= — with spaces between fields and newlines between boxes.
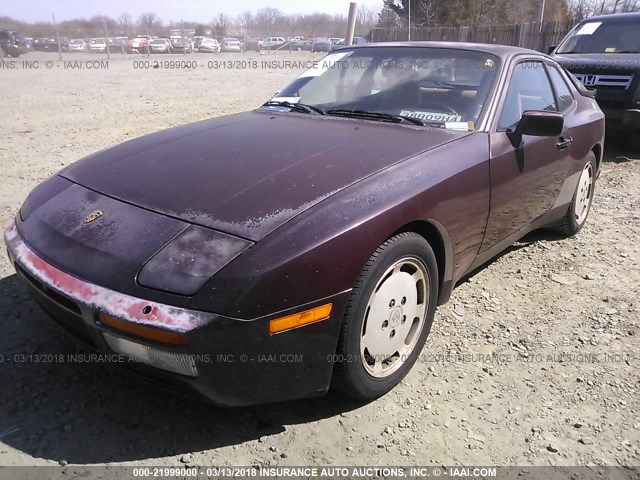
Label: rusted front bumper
xmin=4 ymin=220 xmax=347 ymax=406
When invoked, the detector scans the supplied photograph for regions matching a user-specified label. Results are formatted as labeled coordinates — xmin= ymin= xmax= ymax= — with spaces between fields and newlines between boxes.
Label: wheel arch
xmin=391 ymin=219 xmax=455 ymax=305
xmin=591 ymin=143 xmax=602 ymax=169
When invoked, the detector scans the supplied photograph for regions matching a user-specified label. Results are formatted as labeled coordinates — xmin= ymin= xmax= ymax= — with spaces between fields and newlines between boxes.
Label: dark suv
xmin=0 ymin=30 xmax=30 ymax=58
xmin=550 ymin=13 xmax=640 ymax=135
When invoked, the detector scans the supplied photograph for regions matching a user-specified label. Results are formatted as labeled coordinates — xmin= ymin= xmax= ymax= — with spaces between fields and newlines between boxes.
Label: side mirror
xmin=547 ymin=45 xmax=557 ymax=55
xmin=507 ymin=110 xmax=564 ymax=148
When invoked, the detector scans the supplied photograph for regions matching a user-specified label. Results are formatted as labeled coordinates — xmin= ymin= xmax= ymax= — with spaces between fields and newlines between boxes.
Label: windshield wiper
xmin=262 ymin=100 xmax=325 ymax=115
xmin=324 ymin=109 xmax=425 ymax=126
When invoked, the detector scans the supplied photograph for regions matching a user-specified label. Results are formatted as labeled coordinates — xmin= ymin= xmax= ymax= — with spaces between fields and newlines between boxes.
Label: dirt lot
xmin=0 ymin=51 xmax=638 ymax=469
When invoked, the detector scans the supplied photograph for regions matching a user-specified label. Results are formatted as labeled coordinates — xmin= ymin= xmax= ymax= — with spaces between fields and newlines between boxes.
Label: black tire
xmin=555 ymin=152 xmax=596 ymax=236
xmin=331 ymin=232 xmax=439 ymax=400
xmin=10 ymin=52 xmax=20 ymax=58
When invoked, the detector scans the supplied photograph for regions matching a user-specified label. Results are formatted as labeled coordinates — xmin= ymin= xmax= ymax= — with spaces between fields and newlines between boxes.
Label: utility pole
xmin=408 ymin=0 xmax=411 ymax=41
xmin=537 ymin=0 xmax=546 ymax=51
xmin=345 ymin=2 xmax=358 ymax=45
xmin=145 ymin=19 xmax=150 ymax=57
xmin=52 ymin=13 xmax=62 ymax=61
xmin=103 ymin=20 xmax=111 ymax=59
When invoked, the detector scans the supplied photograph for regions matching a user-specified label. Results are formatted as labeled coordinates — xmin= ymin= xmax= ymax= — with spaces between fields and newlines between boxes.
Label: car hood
xmin=61 ymin=110 xmax=464 ymax=241
xmin=553 ymin=53 xmax=640 ymax=74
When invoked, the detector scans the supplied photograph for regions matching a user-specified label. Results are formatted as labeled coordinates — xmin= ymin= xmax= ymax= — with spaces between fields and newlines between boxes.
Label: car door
xmin=481 ymin=60 xmax=572 ymax=250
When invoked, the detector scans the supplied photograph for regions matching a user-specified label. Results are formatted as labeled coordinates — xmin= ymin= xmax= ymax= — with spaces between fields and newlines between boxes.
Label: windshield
xmin=556 ymin=18 xmax=640 ymax=54
xmin=268 ymin=47 xmax=500 ymax=130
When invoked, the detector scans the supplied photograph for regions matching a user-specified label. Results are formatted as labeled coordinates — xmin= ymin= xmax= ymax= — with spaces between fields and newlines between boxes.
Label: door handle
xmin=556 ymin=137 xmax=573 ymax=150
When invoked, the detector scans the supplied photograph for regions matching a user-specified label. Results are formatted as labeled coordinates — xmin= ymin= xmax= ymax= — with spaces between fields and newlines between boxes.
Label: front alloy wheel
xmin=360 ymin=257 xmax=429 ymax=378
xmin=332 ymin=232 xmax=439 ymax=400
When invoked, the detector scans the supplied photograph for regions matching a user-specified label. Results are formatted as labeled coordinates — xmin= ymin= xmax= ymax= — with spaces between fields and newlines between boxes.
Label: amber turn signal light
xmin=269 ymin=303 xmax=333 ymax=335
xmin=98 ymin=312 xmax=189 ymax=346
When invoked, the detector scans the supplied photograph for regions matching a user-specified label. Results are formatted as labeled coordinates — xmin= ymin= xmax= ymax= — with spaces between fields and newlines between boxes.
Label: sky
xmin=3 ymin=0 xmax=384 ymax=23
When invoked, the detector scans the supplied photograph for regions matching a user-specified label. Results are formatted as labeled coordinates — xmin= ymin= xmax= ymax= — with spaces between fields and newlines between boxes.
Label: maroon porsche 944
xmin=5 ymin=42 xmax=604 ymax=406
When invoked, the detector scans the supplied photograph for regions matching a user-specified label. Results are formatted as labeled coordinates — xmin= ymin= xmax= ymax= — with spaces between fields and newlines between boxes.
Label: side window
xmin=547 ymin=65 xmax=574 ymax=112
xmin=498 ymin=61 xmax=557 ymax=131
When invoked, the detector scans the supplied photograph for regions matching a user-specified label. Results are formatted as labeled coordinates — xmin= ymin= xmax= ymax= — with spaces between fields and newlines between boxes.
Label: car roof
xmin=346 ymin=41 xmax=544 ymax=60
xmin=577 ymin=11 xmax=640 ymax=22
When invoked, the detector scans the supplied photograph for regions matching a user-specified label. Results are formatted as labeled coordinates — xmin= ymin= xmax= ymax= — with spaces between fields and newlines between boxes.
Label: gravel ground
xmin=0 ymin=52 xmax=638 ymax=469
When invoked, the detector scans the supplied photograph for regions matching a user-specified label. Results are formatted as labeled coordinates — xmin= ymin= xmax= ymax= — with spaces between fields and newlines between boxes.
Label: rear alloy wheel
xmin=332 ymin=233 xmax=438 ymax=400
xmin=556 ymin=153 xmax=596 ymax=236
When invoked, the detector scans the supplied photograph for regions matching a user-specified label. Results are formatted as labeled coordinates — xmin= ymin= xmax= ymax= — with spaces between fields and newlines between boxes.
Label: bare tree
xmin=255 ymin=7 xmax=282 ymax=36
xmin=118 ymin=12 xmax=131 ymax=36
xmin=138 ymin=12 xmax=161 ymax=33
xmin=566 ymin=0 xmax=605 ymax=19
xmin=613 ymin=0 xmax=640 ymax=11
xmin=357 ymin=5 xmax=381 ymax=32
xmin=238 ymin=10 xmax=254 ymax=34
xmin=217 ymin=13 xmax=230 ymax=35
xmin=386 ymin=0 xmax=439 ymax=27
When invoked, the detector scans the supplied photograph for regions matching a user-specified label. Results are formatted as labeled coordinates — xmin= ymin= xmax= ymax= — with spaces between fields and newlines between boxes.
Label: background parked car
xmin=170 ymin=37 xmax=192 ymax=54
xmin=291 ymin=38 xmax=312 ymax=51
xmin=0 ymin=30 xmax=30 ymax=57
xmin=23 ymin=36 xmax=34 ymax=51
xmin=198 ymin=38 xmax=220 ymax=53
xmin=242 ymin=38 xmax=263 ymax=52
xmin=45 ymin=37 xmax=69 ymax=52
xmin=221 ymin=37 xmax=241 ymax=52
xmin=550 ymin=12 xmax=640 ymax=136
xmin=88 ymin=38 xmax=107 ymax=53
xmin=149 ymin=38 xmax=172 ymax=54
xmin=128 ymin=36 xmax=149 ymax=54
xmin=330 ymin=36 xmax=369 ymax=51
xmin=311 ymin=38 xmax=332 ymax=53
xmin=192 ymin=36 xmax=205 ymax=49
xmin=67 ymin=39 xmax=88 ymax=53
xmin=105 ymin=37 xmax=125 ymax=53
xmin=32 ymin=37 xmax=49 ymax=51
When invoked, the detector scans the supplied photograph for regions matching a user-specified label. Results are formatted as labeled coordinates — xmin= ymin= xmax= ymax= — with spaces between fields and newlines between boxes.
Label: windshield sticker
xmin=444 ymin=121 xmax=474 ymax=131
xmin=269 ymin=96 xmax=301 ymax=103
xmin=604 ymin=47 xmax=616 ymax=53
xmin=576 ymin=22 xmax=601 ymax=35
xmin=300 ymin=51 xmax=353 ymax=78
xmin=400 ymin=110 xmax=462 ymax=122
